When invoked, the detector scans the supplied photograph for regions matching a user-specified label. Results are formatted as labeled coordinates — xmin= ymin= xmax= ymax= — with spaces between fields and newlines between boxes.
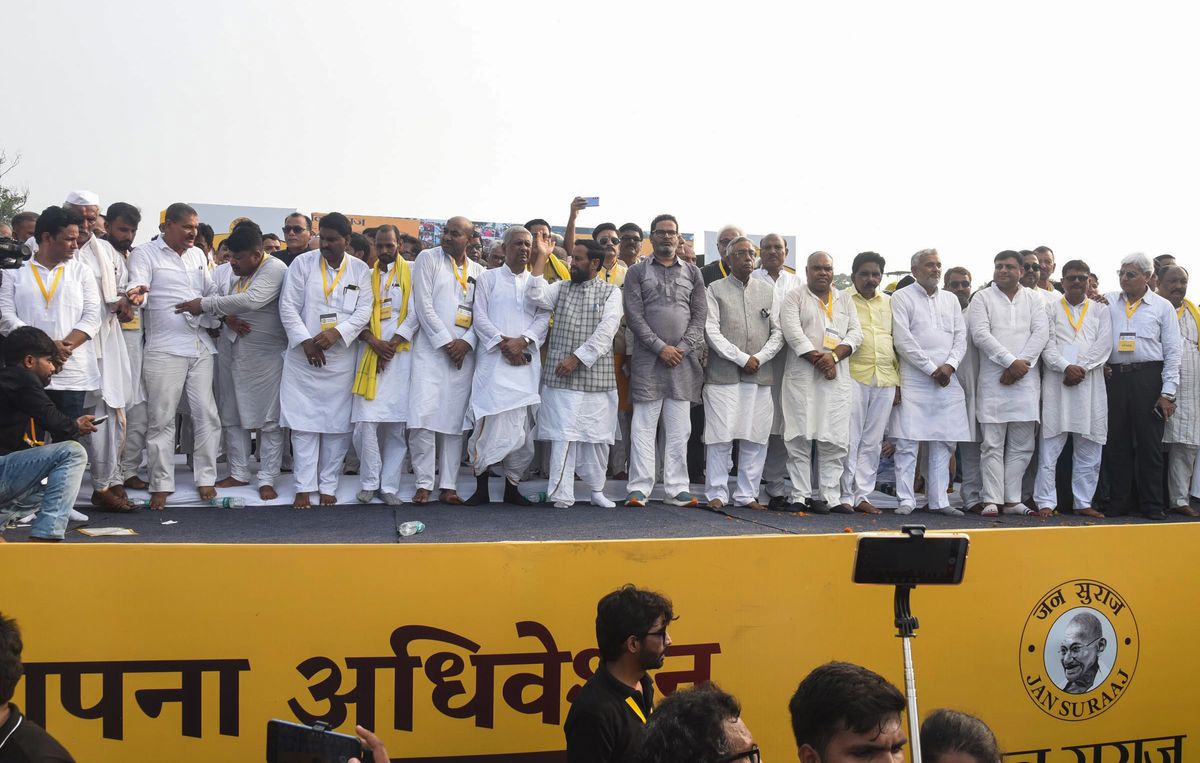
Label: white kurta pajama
xmin=780 ymin=285 xmax=863 ymax=505
xmin=1164 ymin=304 xmax=1200 ymax=508
xmin=957 ymin=305 xmax=983 ymax=508
xmin=968 ymin=284 xmax=1050 ymax=507
xmin=279 ymin=251 xmax=373 ymax=495
xmin=466 ymin=266 xmax=550 ymax=482
xmin=1034 ymin=297 xmax=1112 ymax=510
xmin=202 ymin=255 xmax=289 ymax=487
xmin=889 ymin=284 xmax=970 ymax=512
xmin=752 ymin=268 xmax=800 ymax=499
xmin=352 ymin=259 xmax=419 ymax=497
xmin=408 ymin=247 xmax=484 ymax=492
xmin=117 ymin=250 xmax=148 ymax=485
xmin=528 ymin=275 xmax=623 ymax=507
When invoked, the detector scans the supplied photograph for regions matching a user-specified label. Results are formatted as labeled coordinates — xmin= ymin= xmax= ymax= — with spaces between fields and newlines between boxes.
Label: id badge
xmin=122 ymin=312 xmax=141 ymax=331
xmin=339 ymin=285 xmax=360 ymax=313
xmin=379 ymin=298 xmax=393 ymax=321
xmin=455 ymin=304 xmax=473 ymax=329
xmin=320 ymin=313 xmax=338 ymax=331
xmin=823 ymin=327 xmax=840 ymax=350
xmin=1118 ymin=332 xmax=1136 ymax=352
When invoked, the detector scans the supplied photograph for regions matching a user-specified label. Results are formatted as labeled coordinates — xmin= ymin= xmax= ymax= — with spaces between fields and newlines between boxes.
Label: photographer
xmin=0 ymin=326 xmax=96 ymax=542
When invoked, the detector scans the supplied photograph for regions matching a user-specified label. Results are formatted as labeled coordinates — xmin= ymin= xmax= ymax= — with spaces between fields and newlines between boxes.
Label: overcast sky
xmin=7 ymin=0 xmax=1199 ymax=292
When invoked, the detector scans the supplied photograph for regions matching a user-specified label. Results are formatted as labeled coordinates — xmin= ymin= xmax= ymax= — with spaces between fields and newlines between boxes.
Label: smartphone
xmin=91 ymin=415 xmax=109 ymax=426
xmin=853 ymin=530 xmax=969 ymax=586
xmin=1153 ymin=405 xmax=1165 ymax=421
xmin=584 ymin=196 xmax=600 ymax=207
xmin=265 ymin=720 xmax=362 ymax=763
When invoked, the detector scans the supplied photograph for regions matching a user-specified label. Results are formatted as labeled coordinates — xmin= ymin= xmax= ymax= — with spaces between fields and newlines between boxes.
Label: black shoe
xmin=807 ymin=500 xmax=831 ymax=515
xmin=464 ymin=474 xmax=491 ymax=506
xmin=830 ymin=503 xmax=855 ymax=515
xmin=767 ymin=495 xmax=789 ymax=511
xmin=786 ymin=502 xmax=808 ymax=512
xmin=1143 ymin=510 xmax=1168 ymax=521
xmin=504 ymin=479 xmax=533 ymax=506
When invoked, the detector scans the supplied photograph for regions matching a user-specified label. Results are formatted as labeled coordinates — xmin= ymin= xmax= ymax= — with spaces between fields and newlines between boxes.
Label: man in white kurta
xmin=1157 ymin=266 xmax=1200 ymax=516
xmin=703 ymin=238 xmax=783 ymax=509
xmin=278 ymin=213 xmax=373 ymax=507
xmin=943 ymin=267 xmax=983 ymax=511
xmin=780 ymin=252 xmax=863 ymax=512
xmin=125 ymin=203 xmax=224 ymax=509
xmin=528 ymin=239 xmax=623 ymax=508
xmin=176 ymin=223 xmax=289 ymax=501
xmin=463 ymin=227 xmax=550 ymax=505
xmin=408 ymin=216 xmax=484 ymax=504
xmin=1034 ymin=261 xmax=1112 ymax=517
xmin=890 ymin=250 xmax=971 ymax=516
xmin=350 ymin=225 xmax=418 ymax=506
xmin=967 ymin=251 xmax=1050 ymax=516
xmin=751 ymin=233 xmax=801 ymax=509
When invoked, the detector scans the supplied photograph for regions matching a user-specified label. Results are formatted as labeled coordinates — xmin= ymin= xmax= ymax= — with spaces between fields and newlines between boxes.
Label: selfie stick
xmin=895 ymin=526 xmax=922 ymax=763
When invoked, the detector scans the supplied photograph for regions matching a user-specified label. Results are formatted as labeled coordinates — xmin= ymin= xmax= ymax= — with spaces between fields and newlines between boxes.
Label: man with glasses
xmin=617 ymin=223 xmax=644 ymax=267
xmin=700 ymin=224 xmax=744 ymax=286
xmin=1058 ymin=611 xmax=1109 ymax=694
xmin=622 ymin=214 xmax=706 ymax=507
xmin=563 ymin=584 xmax=675 ymax=763
xmin=636 ymin=684 xmax=759 ymax=763
xmin=752 ymin=233 xmax=800 ymax=508
xmin=1102 ymin=254 xmax=1181 ymax=520
xmin=277 ymin=212 xmax=312 ymax=267
xmin=1157 ymin=265 xmax=1200 ymax=517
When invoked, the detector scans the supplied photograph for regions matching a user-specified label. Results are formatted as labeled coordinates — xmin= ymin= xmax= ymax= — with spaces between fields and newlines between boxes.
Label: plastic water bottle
xmin=524 ymin=491 xmax=548 ymax=504
xmin=208 ymin=497 xmax=246 ymax=508
xmin=398 ymin=520 xmax=425 ymax=537
xmin=134 ymin=499 xmax=153 ymax=508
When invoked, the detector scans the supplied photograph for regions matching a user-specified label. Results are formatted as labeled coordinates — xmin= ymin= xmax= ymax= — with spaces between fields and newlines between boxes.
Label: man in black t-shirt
xmin=564 ymin=585 xmax=676 ymax=763
xmin=0 ymin=611 xmax=74 ymax=761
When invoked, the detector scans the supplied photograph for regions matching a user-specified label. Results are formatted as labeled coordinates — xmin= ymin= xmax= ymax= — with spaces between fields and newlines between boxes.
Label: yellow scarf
xmin=1178 ymin=298 xmax=1200 ymax=349
xmin=352 ymin=259 xmax=412 ymax=400
xmin=544 ymin=254 xmax=571 ymax=282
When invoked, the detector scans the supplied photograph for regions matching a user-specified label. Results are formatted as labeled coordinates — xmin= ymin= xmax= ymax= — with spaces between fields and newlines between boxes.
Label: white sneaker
xmin=590 ymin=491 xmax=616 ymax=508
xmin=17 ymin=512 xmax=36 ymax=525
xmin=1002 ymin=503 xmax=1035 ymax=516
xmin=933 ymin=506 xmax=964 ymax=517
xmin=381 ymin=492 xmax=404 ymax=506
xmin=553 ymin=501 xmax=571 ymax=509
xmin=69 ymin=508 xmax=89 ymax=522
xmin=981 ymin=504 xmax=999 ymax=517
xmin=895 ymin=505 xmax=915 ymax=515
xmin=356 ymin=489 xmax=377 ymax=503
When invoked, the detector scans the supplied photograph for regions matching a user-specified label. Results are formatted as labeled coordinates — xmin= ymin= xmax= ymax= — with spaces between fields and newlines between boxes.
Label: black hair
xmin=34 ymin=205 xmax=84 ymax=244
xmin=994 ymin=250 xmax=1023 ymax=267
xmin=105 ymin=201 xmax=142 ymax=228
xmin=363 ymin=227 xmax=378 ymax=239
xmin=318 ymin=212 xmax=353 ymax=238
xmin=650 ymin=213 xmax=678 ymax=233
xmin=618 ymin=222 xmax=644 ymax=238
xmin=920 ymin=709 xmax=1002 ymax=763
xmin=591 ymin=222 xmax=618 ymax=240
xmin=789 ymin=662 xmax=906 ymax=754
xmin=896 ymin=274 xmax=916 ymax=289
xmin=10 ymin=210 xmax=37 ymax=229
xmin=635 ymin=683 xmax=742 ymax=763
xmin=164 ymin=202 xmax=198 ymax=224
xmin=375 ymin=224 xmax=402 ymax=241
xmin=524 ymin=218 xmax=551 ymax=233
xmin=574 ymin=238 xmax=605 ymax=264
xmin=262 ymin=232 xmax=281 ymax=243
xmin=2 ymin=325 xmax=58 ymax=366
xmin=595 ymin=584 xmax=675 ymax=661
xmin=944 ymin=266 xmax=971 ymax=281
xmin=285 ymin=212 xmax=313 ymax=230
xmin=852 ymin=251 xmax=886 ymax=275
xmin=196 ymin=223 xmax=215 ymax=248
xmin=349 ymin=233 xmax=371 ymax=256
xmin=1034 ymin=245 xmax=1054 ymax=256
xmin=0 ymin=612 xmax=23 ymax=705
xmin=1060 ymin=259 xmax=1090 ymax=276
xmin=226 ymin=221 xmax=263 ymax=252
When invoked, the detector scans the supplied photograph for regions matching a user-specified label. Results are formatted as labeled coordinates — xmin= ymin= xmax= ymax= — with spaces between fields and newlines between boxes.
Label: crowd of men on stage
xmin=0 ymin=192 xmax=1195 ymax=520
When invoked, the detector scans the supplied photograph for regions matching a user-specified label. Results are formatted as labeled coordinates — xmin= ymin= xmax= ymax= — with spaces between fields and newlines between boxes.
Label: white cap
xmin=65 ymin=190 xmax=100 ymax=207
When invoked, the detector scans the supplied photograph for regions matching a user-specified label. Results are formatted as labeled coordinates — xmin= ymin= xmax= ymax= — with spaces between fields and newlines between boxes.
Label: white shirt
xmin=0 ymin=256 xmax=102 ymax=390
xmin=468 ymin=266 xmax=550 ymax=419
xmin=126 ymin=238 xmax=217 ymax=357
xmin=1041 ymin=297 xmax=1112 ymax=442
xmin=968 ymin=283 xmax=1050 ymax=424
xmin=1105 ymin=288 xmax=1182 ymax=396
xmin=889 ymin=284 xmax=970 ymax=442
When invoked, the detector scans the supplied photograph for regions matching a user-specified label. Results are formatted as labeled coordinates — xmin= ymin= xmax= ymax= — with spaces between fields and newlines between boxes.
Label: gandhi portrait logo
xmin=1019 ymin=579 xmax=1138 ymax=721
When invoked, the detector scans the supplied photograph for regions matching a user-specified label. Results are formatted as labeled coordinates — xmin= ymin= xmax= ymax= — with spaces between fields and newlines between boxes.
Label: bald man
xmin=1059 ymin=611 xmax=1108 ymax=694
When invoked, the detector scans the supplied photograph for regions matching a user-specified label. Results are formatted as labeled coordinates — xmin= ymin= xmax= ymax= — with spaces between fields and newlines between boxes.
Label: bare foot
xmin=293 ymin=492 xmax=312 ymax=509
xmin=91 ymin=489 xmax=135 ymax=512
xmin=197 ymin=485 xmax=217 ymax=501
xmin=412 ymin=488 xmax=431 ymax=505
xmin=856 ymin=500 xmax=883 ymax=515
xmin=259 ymin=485 xmax=278 ymax=501
xmin=149 ymin=492 xmax=169 ymax=510
xmin=440 ymin=489 xmax=464 ymax=505
xmin=124 ymin=476 xmax=149 ymax=490
xmin=319 ymin=493 xmax=337 ymax=506
xmin=216 ymin=476 xmax=249 ymax=488
xmin=108 ymin=484 xmax=128 ymax=500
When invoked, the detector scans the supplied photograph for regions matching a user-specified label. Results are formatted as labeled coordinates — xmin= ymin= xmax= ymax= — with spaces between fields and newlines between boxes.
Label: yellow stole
xmin=352 ymin=259 xmax=412 ymax=400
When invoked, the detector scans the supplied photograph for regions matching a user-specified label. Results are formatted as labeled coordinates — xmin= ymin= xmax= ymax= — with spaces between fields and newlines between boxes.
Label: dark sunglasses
xmin=283 ymin=225 xmax=307 ymax=234
xmin=1023 ymin=263 xmax=1041 ymax=271
xmin=596 ymin=236 xmax=620 ymax=245
xmin=620 ymin=235 xmax=642 ymax=243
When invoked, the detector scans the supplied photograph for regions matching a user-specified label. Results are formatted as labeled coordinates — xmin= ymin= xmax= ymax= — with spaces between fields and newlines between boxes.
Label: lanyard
xmin=818 ymin=290 xmax=834 ymax=320
xmin=1124 ymin=297 xmax=1142 ymax=322
xmin=452 ymin=256 xmax=469 ymax=295
xmin=321 ymin=256 xmax=347 ymax=303
xmin=624 ymin=696 xmax=647 ymax=725
xmin=1061 ymin=298 xmax=1089 ymax=334
xmin=718 ymin=260 xmax=728 ymax=278
xmin=31 ymin=263 xmax=64 ymax=306
xmin=234 ymin=262 xmax=265 ymax=294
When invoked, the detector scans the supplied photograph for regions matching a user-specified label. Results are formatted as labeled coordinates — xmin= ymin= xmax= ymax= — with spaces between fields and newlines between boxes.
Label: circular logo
xmin=1020 ymin=579 xmax=1138 ymax=721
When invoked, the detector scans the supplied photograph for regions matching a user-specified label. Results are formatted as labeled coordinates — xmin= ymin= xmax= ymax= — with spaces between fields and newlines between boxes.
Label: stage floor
xmin=5 ymin=459 xmax=1178 ymax=544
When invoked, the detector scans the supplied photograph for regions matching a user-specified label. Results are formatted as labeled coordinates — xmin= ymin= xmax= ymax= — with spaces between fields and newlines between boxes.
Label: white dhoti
xmin=979 ymin=421 xmax=1036 ymax=505
xmin=467 ymin=407 xmax=536 ymax=482
xmin=840 ymin=381 xmax=894 ymax=506
xmin=547 ymin=441 xmax=609 ymax=507
xmin=142 ymin=351 xmax=220 ymax=493
xmin=1034 ymin=432 xmax=1102 ymax=510
xmin=82 ymin=397 xmax=125 ymax=490
xmin=537 ymin=387 xmax=617 ymax=507
xmin=628 ymin=398 xmax=691 ymax=498
xmin=1168 ymin=443 xmax=1199 ymax=509
xmin=291 ymin=430 xmax=351 ymax=495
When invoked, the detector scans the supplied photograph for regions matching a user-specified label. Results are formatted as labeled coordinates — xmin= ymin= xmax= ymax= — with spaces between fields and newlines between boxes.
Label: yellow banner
xmin=4 ymin=524 xmax=1194 ymax=761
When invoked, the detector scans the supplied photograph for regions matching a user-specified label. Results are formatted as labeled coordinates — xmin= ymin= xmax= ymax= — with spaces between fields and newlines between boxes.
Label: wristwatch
xmin=1162 ymin=393 xmax=1176 ymax=402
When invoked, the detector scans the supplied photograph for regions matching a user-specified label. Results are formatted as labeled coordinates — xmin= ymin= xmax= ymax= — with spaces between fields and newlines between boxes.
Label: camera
xmin=0 ymin=236 xmax=32 ymax=270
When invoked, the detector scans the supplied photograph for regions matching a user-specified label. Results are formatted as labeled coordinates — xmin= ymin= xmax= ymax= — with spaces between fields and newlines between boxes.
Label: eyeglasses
xmin=620 ymin=235 xmax=642 ymax=243
xmin=283 ymin=225 xmax=307 ymax=234
xmin=1060 ymin=636 xmax=1101 ymax=658
xmin=596 ymin=236 xmax=620 ymax=245
xmin=1118 ymin=270 xmax=1144 ymax=279
xmin=1062 ymin=274 xmax=1089 ymax=282
xmin=947 ymin=280 xmax=970 ymax=289
xmin=718 ymin=745 xmax=761 ymax=763
xmin=1023 ymin=263 xmax=1041 ymax=271
xmin=651 ymin=230 xmax=679 ymax=238
xmin=718 ymin=238 xmax=735 ymax=247
xmin=642 ymin=628 xmax=669 ymax=640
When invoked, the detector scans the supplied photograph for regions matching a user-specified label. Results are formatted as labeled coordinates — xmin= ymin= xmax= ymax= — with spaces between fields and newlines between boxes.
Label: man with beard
xmin=1156 ymin=265 xmax=1200 ymax=516
xmin=1035 ymin=245 xmax=1060 ymax=293
xmin=351 ymin=225 xmax=418 ymax=506
xmin=125 ymin=203 xmax=223 ymax=509
xmin=789 ymin=662 xmax=908 ymax=763
xmin=779 ymin=252 xmax=863 ymax=513
xmin=276 ymin=212 xmax=313 ymax=267
xmin=564 ymin=585 xmax=675 ymax=763
xmin=528 ymin=239 xmax=622 ymax=508
xmin=753 ymin=233 xmax=801 ymax=508
xmin=278 ymin=213 xmax=373 ymax=508
xmin=1058 ymin=611 xmax=1109 ymax=693
xmin=175 ymin=222 xmax=289 ymax=501
xmin=408 ymin=216 xmax=485 ymax=504
xmin=463 ymin=227 xmax=550 ymax=505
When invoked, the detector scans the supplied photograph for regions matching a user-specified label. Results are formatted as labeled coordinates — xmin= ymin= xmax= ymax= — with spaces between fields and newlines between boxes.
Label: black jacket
xmin=0 ymin=704 xmax=75 ymax=762
xmin=0 ymin=366 xmax=79 ymax=456
xmin=563 ymin=665 xmax=655 ymax=763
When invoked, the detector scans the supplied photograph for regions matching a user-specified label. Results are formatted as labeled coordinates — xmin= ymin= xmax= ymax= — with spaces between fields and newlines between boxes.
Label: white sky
xmin=7 ymin=0 xmax=1199 ymax=293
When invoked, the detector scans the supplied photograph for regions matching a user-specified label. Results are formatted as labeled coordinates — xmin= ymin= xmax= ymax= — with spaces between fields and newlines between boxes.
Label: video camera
xmin=0 ymin=236 xmax=32 ymax=269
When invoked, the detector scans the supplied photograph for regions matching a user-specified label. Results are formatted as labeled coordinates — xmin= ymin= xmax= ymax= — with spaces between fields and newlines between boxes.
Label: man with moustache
xmin=1058 ymin=611 xmax=1109 ymax=694
xmin=462 ymin=227 xmax=549 ymax=505
xmin=1156 ymin=265 xmax=1200 ymax=516
xmin=408 ymin=216 xmax=485 ymax=504
xmin=351 ymin=224 xmax=418 ymax=506
xmin=276 ymin=212 xmax=313 ymax=267
xmin=700 ymin=224 xmax=745 ymax=286
xmin=1035 ymin=245 xmax=1060 ymax=293
xmin=9 ymin=211 xmax=37 ymax=245
xmin=278 ymin=212 xmax=374 ymax=508
xmin=944 ymin=266 xmax=984 ymax=511
xmin=779 ymin=252 xmax=863 ymax=513
xmin=175 ymin=222 xmax=289 ymax=501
